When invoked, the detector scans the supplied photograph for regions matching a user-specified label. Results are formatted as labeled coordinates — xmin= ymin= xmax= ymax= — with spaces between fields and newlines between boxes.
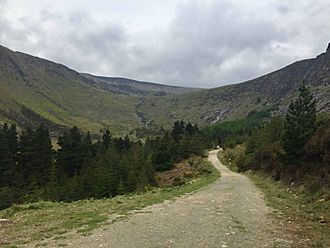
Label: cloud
xmin=0 ymin=0 xmax=329 ymax=88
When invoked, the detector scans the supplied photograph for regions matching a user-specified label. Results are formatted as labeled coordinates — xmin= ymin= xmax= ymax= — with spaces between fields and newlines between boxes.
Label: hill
xmin=139 ymin=44 xmax=330 ymax=128
xmin=0 ymin=45 xmax=197 ymax=134
xmin=0 ymin=43 xmax=329 ymax=134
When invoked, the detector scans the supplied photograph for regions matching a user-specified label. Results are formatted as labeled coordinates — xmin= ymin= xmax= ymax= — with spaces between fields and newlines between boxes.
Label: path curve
xmin=58 ymin=150 xmax=296 ymax=247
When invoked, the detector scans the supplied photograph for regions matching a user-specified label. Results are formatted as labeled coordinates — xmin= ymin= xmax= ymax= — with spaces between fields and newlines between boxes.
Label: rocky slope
xmin=140 ymin=44 xmax=330 ymax=127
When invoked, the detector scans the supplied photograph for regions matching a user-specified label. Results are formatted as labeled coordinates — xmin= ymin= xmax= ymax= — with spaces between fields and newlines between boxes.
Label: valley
xmin=0 ymin=44 xmax=329 ymax=135
xmin=1 ymin=1 xmax=330 ymax=247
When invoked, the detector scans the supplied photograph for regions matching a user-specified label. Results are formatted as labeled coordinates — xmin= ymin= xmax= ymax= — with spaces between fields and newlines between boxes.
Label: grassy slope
xmin=139 ymin=53 xmax=330 ymax=129
xmin=0 ymin=47 xmax=142 ymax=133
xmin=1 ymin=78 xmax=140 ymax=133
xmin=143 ymin=83 xmax=330 ymax=131
xmin=1 ymin=45 xmax=329 ymax=134
xmin=0 ymin=160 xmax=220 ymax=247
xmin=0 ymin=46 xmax=201 ymax=134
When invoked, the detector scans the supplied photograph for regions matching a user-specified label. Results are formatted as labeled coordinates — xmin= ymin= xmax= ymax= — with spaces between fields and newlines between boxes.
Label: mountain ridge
xmin=139 ymin=45 xmax=330 ymax=127
xmin=0 ymin=44 xmax=329 ymax=134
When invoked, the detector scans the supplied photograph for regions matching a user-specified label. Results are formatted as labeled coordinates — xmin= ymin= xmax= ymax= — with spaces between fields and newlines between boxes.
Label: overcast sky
xmin=0 ymin=0 xmax=329 ymax=88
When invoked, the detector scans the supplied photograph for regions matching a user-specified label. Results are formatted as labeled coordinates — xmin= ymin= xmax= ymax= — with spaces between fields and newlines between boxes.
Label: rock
xmin=319 ymin=216 xmax=326 ymax=224
xmin=0 ymin=218 xmax=11 ymax=224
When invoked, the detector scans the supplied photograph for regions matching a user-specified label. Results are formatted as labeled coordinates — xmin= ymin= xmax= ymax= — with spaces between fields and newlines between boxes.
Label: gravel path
xmin=51 ymin=150 xmax=297 ymax=247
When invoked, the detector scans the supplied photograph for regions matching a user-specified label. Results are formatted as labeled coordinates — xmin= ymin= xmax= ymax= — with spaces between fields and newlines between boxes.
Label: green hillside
xmin=0 ymin=44 xmax=329 ymax=135
xmin=0 ymin=46 xmax=197 ymax=134
xmin=140 ymin=47 xmax=330 ymax=128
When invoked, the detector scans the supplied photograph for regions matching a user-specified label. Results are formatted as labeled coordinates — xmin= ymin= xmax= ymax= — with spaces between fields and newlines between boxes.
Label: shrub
xmin=254 ymin=143 xmax=283 ymax=173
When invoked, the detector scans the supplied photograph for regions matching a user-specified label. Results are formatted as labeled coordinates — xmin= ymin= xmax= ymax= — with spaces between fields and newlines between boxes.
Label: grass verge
xmin=0 ymin=159 xmax=220 ymax=247
xmin=248 ymin=172 xmax=330 ymax=248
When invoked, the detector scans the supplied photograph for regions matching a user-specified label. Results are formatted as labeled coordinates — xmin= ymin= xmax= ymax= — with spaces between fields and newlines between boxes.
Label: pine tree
xmin=0 ymin=128 xmax=12 ymax=187
xmin=33 ymin=124 xmax=53 ymax=186
xmin=123 ymin=135 xmax=131 ymax=150
xmin=0 ymin=124 xmax=18 ymax=187
xmin=57 ymin=126 xmax=84 ymax=178
xmin=82 ymin=131 xmax=94 ymax=159
xmin=17 ymin=127 xmax=35 ymax=188
xmin=17 ymin=124 xmax=52 ymax=188
xmin=102 ymin=128 xmax=112 ymax=149
xmin=90 ymin=149 xmax=120 ymax=197
xmin=171 ymin=120 xmax=185 ymax=142
xmin=282 ymin=83 xmax=317 ymax=161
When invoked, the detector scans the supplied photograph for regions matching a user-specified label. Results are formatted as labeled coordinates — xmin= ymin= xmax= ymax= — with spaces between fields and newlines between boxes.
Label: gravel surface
xmin=40 ymin=150 xmax=298 ymax=248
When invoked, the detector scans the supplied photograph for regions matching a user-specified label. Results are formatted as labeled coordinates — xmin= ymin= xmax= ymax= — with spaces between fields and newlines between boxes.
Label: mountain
xmin=0 ymin=45 xmax=198 ymax=134
xmin=0 ymin=44 xmax=329 ymax=134
xmin=139 ymin=44 xmax=330 ymax=127
xmin=81 ymin=74 xmax=197 ymax=97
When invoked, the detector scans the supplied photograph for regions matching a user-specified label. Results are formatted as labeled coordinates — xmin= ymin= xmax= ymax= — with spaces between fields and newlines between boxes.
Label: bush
xmin=304 ymin=120 xmax=330 ymax=166
xmin=236 ymin=152 xmax=252 ymax=172
xmin=254 ymin=143 xmax=283 ymax=173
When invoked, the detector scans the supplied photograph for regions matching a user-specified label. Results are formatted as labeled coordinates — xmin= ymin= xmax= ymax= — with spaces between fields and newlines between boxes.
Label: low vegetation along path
xmin=58 ymin=150 xmax=296 ymax=248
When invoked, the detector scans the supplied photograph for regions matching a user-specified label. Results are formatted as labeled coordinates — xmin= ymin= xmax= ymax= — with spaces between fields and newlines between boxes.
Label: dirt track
xmin=45 ymin=150 xmax=297 ymax=247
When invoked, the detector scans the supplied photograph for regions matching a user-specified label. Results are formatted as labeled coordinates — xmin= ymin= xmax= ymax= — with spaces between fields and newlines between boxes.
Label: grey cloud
xmin=0 ymin=0 xmax=329 ymax=88
xmin=113 ymin=0 xmax=297 ymax=86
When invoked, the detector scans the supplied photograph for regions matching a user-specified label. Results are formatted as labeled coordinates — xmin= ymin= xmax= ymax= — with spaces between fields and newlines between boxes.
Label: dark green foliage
xmin=17 ymin=124 xmax=52 ymax=188
xmin=0 ymin=130 xmax=13 ymax=187
xmin=304 ymin=119 xmax=330 ymax=166
xmin=148 ymin=121 xmax=208 ymax=171
xmin=171 ymin=120 xmax=185 ymax=142
xmin=282 ymin=83 xmax=317 ymax=161
xmin=0 ymin=124 xmax=53 ymax=208
xmin=225 ymin=106 xmax=330 ymax=195
xmin=0 ymin=120 xmax=209 ymax=209
xmin=202 ymin=110 xmax=270 ymax=147
xmin=102 ymin=128 xmax=112 ymax=150
xmin=57 ymin=126 xmax=85 ymax=178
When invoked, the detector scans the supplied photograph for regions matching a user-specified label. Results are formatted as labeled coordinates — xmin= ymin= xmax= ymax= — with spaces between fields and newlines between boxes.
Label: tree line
xmin=220 ymin=84 xmax=330 ymax=194
xmin=0 ymin=121 xmax=209 ymax=209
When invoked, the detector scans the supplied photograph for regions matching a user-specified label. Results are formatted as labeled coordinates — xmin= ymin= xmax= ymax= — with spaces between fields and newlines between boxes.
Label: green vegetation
xmin=282 ymin=83 xmax=317 ymax=161
xmin=0 ymin=159 xmax=219 ymax=247
xmin=229 ymin=85 xmax=330 ymax=197
xmin=202 ymin=109 xmax=270 ymax=147
xmin=0 ymin=120 xmax=210 ymax=210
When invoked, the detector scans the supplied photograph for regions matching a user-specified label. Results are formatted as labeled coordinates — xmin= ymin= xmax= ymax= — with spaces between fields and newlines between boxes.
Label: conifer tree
xmin=0 ymin=128 xmax=12 ymax=187
xmin=171 ymin=120 xmax=185 ymax=142
xmin=34 ymin=124 xmax=53 ymax=186
xmin=0 ymin=124 xmax=18 ymax=187
xmin=124 ymin=135 xmax=131 ymax=150
xmin=57 ymin=126 xmax=84 ymax=177
xmin=102 ymin=128 xmax=112 ymax=149
xmin=17 ymin=127 xmax=35 ymax=188
xmin=82 ymin=131 xmax=94 ymax=159
xmin=282 ymin=83 xmax=317 ymax=161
